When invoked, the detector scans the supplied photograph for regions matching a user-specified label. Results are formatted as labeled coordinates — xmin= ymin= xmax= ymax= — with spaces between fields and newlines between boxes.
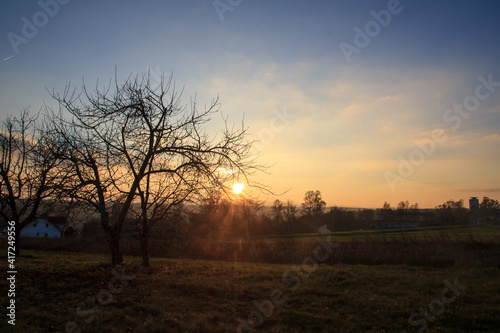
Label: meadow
xmin=268 ymin=224 xmax=500 ymax=242
xmin=1 ymin=225 xmax=499 ymax=332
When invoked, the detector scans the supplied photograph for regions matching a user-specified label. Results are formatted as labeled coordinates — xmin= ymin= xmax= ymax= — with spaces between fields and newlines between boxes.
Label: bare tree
xmin=302 ymin=190 xmax=326 ymax=217
xmin=479 ymin=197 xmax=499 ymax=210
xmin=284 ymin=200 xmax=297 ymax=221
xmin=50 ymin=72 xmax=264 ymax=266
xmin=189 ymin=190 xmax=231 ymax=239
xmin=271 ymin=199 xmax=284 ymax=224
xmin=47 ymin=114 xmax=125 ymax=264
xmin=0 ymin=109 xmax=67 ymax=254
xmin=396 ymin=200 xmax=409 ymax=211
xmin=478 ymin=197 xmax=500 ymax=223
xmin=436 ymin=199 xmax=467 ymax=225
xmin=284 ymin=199 xmax=297 ymax=226
xmin=128 ymin=166 xmax=195 ymax=266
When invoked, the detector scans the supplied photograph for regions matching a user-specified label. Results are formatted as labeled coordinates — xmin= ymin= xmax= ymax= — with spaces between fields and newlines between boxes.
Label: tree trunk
xmin=104 ymin=224 xmax=123 ymax=266
xmin=140 ymin=235 xmax=150 ymax=267
xmin=108 ymin=236 xmax=123 ymax=266
xmin=100 ymin=210 xmax=123 ymax=266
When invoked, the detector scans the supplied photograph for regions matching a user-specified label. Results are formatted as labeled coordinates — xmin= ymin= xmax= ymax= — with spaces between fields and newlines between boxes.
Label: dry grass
xmin=8 ymin=225 xmax=500 ymax=267
xmin=0 ymin=250 xmax=499 ymax=332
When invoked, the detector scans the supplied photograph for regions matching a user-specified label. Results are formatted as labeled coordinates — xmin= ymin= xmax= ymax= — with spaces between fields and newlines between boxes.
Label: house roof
xmin=33 ymin=216 xmax=67 ymax=226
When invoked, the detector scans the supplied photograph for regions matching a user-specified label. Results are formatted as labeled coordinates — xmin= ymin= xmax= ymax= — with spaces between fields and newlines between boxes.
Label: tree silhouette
xmin=272 ymin=199 xmax=284 ymax=224
xmin=301 ymin=190 xmax=326 ymax=217
xmin=284 ymin=200 xmax=297 ymax=223
xmin=49 ymin=72 xmax=264 ymax=266
xmin=0 ymin=109 xmax=68 ymax=255
xmin=436 ymin=199 xmax=467 ymax=225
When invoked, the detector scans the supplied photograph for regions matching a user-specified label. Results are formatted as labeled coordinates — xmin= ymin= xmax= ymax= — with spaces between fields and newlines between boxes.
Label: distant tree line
xmin=188 ymin=191 xmax=499 ymax=238
xmin=262 ymin=194 xmax=499 ymax=234
xmin=60 ymin=189 xmax=500 ymax=244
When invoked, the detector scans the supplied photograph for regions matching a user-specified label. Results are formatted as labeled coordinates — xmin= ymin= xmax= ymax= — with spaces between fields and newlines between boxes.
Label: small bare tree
xmin=284 ymin=200 xmax=297 ymax=231
xmin=0 ymin=109 xmax=67 ymax=254
xmin=302 ymin=190 xmax=326 ymax=217
xmin=272 ymin=199 xmax=284 ymax=224
xmin=50 ymin=72 xmax=264 ymax=266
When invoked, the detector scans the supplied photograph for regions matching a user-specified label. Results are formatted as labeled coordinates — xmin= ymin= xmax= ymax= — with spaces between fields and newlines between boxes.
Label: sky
xmin=1 ymin=0 xmax=499 ymax=208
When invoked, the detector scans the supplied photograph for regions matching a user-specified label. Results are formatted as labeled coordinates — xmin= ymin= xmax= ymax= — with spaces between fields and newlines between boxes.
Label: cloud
xmin=458 ymin=188 xmax=500 ymax=193
xmin=481 ymin=134 xmax=500 ymax=141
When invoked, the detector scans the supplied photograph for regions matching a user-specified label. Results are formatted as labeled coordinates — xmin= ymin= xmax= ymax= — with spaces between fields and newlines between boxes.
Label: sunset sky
xmin=1 ymin=0 xmax=499 ymax=208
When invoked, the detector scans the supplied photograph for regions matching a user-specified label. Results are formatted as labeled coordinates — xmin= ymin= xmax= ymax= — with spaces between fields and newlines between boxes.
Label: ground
xmin=1 ymin=247 xmax=499 ymax=332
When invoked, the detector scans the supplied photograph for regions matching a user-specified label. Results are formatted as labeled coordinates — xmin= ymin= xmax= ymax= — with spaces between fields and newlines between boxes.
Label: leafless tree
xmin=0 ymin=109 xmax=68 ymax=254
xmin=272 ymin=199 xmax=284 ymax=223
xmin=47 ymin=112 xmax=125 ymax=264
xmin=302 ymin=190 xmax=326 ymax=217
xmin=284 ymin=200 xmax=297 ymax=225
xmin=49 ymin=72 xmax=265 ymax=266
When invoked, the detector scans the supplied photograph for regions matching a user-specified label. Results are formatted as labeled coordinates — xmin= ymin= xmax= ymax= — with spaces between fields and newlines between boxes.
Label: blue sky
xmin=1 ymin=0 xmax=500 ymax=208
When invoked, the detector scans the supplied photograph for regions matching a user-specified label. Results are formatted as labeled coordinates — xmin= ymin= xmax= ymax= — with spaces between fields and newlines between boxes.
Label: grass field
xmin=10 ymin=224 xmax=500 ymax=268
xmin=1 ymin=247 xmax=499 ymax=332
xmin=268 ymin=224 xmax=500 ymax=242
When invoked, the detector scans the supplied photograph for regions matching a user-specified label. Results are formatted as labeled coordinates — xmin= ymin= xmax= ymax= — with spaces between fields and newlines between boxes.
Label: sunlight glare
xmin=233 ymin=183 xmax=244 ymax=194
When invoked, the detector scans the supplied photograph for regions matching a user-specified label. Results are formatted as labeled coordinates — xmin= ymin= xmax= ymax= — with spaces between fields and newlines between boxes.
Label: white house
xmin=20 ymin=217 xmax=66 ymax=238
xmin=317 ymin=224 xmax=331 ymax=233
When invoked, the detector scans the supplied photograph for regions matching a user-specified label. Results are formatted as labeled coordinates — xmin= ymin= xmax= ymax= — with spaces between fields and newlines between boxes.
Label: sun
xmin=233 ymin=183 xmax=244 ymax=194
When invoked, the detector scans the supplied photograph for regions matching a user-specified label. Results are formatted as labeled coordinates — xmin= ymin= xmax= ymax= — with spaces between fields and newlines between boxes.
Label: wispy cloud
xmin=481 ymin=133 xmax=500 ymax=141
